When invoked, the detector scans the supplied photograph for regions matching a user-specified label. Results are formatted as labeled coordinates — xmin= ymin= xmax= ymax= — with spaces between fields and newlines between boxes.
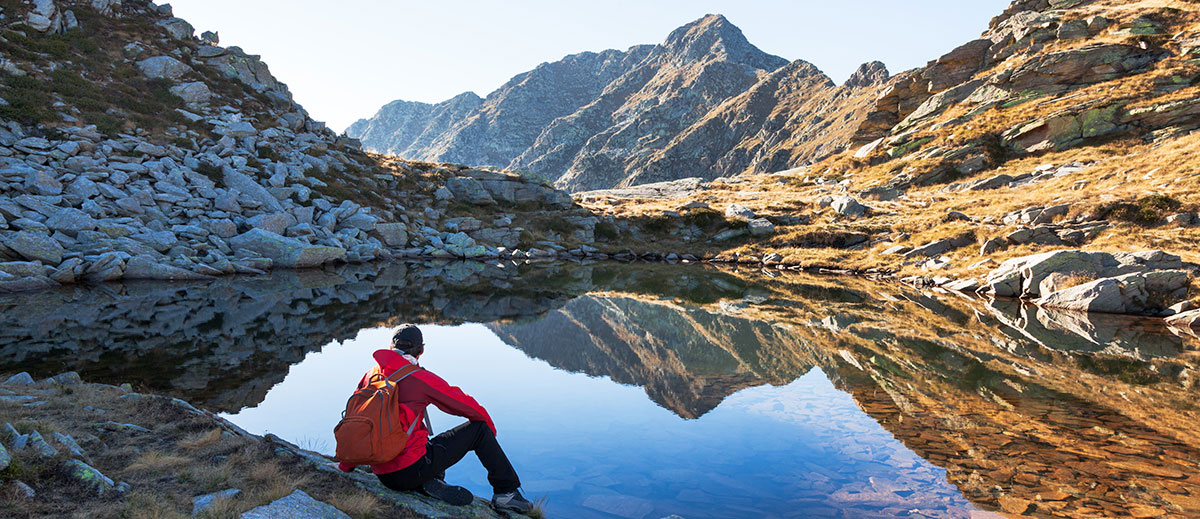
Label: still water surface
xmin=228 ymin=324 xmax=976 ymax=519
xmin=2 ymin=261 xmax=1198 ymax=518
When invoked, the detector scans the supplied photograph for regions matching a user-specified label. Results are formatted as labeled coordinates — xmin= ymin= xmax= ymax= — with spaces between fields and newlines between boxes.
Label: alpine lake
xmin=2 ymin=260 xmax=1198 ymax=519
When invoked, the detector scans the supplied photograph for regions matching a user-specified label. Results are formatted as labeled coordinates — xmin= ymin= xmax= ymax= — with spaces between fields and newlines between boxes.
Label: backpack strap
xmin=387 ymin=364 xmax=426 ymax=435
xmin=385 ymin=364 xmax=422 ymax=386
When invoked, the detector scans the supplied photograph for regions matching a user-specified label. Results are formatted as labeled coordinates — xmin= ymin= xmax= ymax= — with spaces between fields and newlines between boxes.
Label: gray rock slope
xmin=350 ymin=14 xmax=794 ymax=190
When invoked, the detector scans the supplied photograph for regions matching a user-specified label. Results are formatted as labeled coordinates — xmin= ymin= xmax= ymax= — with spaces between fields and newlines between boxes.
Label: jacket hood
xmin=372 ymin=348 xmax=418 ymax=370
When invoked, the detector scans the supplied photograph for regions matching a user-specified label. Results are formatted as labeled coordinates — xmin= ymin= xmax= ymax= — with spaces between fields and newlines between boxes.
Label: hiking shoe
xmin=492 ymin=490 xmax=533 ymax=514
xmin=421 ymin=478 xmax=473 ymax=506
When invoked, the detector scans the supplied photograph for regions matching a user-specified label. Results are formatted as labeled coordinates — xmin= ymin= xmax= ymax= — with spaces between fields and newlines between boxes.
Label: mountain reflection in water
xmin=1 ymin=261 xmax=1198 ymax=518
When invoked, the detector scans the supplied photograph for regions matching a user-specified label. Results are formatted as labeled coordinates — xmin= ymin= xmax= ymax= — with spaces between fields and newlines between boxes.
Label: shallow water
xmin=3 ymin=261 xmax=1198 ymax=518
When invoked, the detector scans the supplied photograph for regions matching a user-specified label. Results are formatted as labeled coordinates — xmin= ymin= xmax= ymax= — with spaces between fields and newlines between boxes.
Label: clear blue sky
xmin=168 ymin=0 xmax=1010 ymax=133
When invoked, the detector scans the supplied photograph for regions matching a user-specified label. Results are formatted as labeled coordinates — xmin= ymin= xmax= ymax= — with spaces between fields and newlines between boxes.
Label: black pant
xmin=377 ymin=421 xmax=521 ymax=494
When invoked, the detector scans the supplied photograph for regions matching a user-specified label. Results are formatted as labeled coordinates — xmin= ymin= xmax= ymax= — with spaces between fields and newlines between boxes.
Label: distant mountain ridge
xmin=349 ymin=14 xmax=887 ymax=191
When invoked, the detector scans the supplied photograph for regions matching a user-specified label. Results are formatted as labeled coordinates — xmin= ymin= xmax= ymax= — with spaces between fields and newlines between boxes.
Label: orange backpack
xmin=333 ymin=364 xmax=424 ymax=466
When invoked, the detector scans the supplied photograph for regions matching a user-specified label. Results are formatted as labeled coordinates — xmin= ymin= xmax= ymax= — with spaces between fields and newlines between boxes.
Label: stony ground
xmin=0 ymin=371 xmax=537 ymax=519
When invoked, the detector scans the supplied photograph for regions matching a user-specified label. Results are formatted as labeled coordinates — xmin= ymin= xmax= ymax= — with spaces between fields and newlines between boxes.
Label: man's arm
xmin=416 ymin=371 xmax=497 ymax=435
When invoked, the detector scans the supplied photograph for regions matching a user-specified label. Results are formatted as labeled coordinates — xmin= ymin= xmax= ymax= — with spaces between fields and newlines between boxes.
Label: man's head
xmin=391 ymin=324 xmax=424 ymax=357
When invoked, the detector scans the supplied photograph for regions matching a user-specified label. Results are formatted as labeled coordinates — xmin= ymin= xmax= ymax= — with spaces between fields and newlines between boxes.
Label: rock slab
xmin=229 ymin=229 xmax=346 ymax=269
xmin=240 ymin=489 xmax=351 ymax=519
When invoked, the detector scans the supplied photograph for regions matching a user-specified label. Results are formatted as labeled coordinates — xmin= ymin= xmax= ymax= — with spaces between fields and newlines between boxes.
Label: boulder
xmin=4 ymin=231 xmax=64 ymax=264
xmin=129 ymin=231 xmax=178 ymax=253
xmin=45 ymin=207 xmax=98 ymax=236
xmin=247 ymin=213 xmax=298 ymax=235
xmin=980 ymin=238 xmax=1006 ymax=255
xmin=724 ymin=204 xmax=755 ymax=221
xmin=123 ymin=255 xmax=213 ymax=281
xmin=905 ymin=234 xmax=973 ymax=258
xmin=240 ymin=490 xmax=350 ymax=519
xmin=713 ymin=229 xmax=748 ymax=242
xmin=471 ymin=228 xmax=520 ymax=248
xmin=339 ymin=212 xmax=380 ymax=232
xmin=0 ymin=262 xmax=47 ymax=278
xmin=64 ymin=459 xmax=115 ymax=495
xmin=1057 ymin=19 xmax=1089 ymax=39
xmin=169 ymin=82 xmax=211 ymax=104
xmin=26 ymin=0 xmax=58 ymax=32
xmin=831 ymin=196 xmax=869 ymax=218
xmin=5 ymin=372 xmax=35 ymax=385
xmin=136 ymin=56 xmax=192 ymax=80
xmin=194 ymin=488 xmax=241 ymax=516
xmin=984 ymin=249 xmax=1184 ymax=299
xmin=82 ymin=252 xmax=126 ymax=282
xmin=92 ymin=0 xmax=122 ymax=17
xmin=43 ymin=371 xmax=81 ymax=385
xmin=1006 ymin=225 xmax=1063 ymax=246
xmin=1036 ymin=270 xmax=1190 ymax=315
xmin=747 ymin=218 xmax=775 ymax=238
xmin=223 ymin=167 xmax=283 ymax=212
xmin=965 ymin=174 xmax=1014 ymax=191
xmin=374 ymin=223 xmax=408 ymax=247
xmin=23 ymin=431 xmax=57 ymax=457
xmin=24 ymin=170 xmax=62 ymax=195
xmin=156 ymin=17 xmax=194 ymax=41
xmin=228 ymin=229 xmax=345 ymax=269
xmin=220 ymin=121 xmax=257 ymax=138
xmin=444 ymin=177 xmax=495 ymax=205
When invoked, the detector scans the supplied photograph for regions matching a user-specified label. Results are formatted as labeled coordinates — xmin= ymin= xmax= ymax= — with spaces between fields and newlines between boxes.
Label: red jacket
xmin=338 ymin=349 xmax=496 ymax=474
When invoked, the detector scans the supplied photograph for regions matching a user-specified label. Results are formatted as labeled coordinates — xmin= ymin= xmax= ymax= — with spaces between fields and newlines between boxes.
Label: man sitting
xmin=337 ymin=324 xmax=533 ymax=514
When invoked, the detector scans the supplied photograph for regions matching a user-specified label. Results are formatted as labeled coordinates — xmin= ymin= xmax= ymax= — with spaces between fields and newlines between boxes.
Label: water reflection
xmin=1 ymin=261 xmax=1198 ymax=518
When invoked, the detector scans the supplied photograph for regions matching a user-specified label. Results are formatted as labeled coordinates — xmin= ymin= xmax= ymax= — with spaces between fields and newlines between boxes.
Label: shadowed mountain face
xmin=488 ymin=294 xmax=828 ymax=418
xmin=350 ymin=14 xmax=887 ymax=190
xmin=4 ymin=262 xmax=1199 ymax=517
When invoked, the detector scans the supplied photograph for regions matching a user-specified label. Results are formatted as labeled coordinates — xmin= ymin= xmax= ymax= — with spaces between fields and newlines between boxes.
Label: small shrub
xmin=256 ymin=146 xmax=282 ymax=162
xmin=682 ymin=208 xmax=729 ymax=231
xmin=594 ymin=222 xmax=619 ymax=241
xmin=1095 ymin=195 xmax=1183 ymax=225
xmin=641 ymin=215 xmax=675 ymax=234
xmin=195 ymin=161 xmax=225 ymax=187
xmin=517 ymin=230 xmax=536 ymax=249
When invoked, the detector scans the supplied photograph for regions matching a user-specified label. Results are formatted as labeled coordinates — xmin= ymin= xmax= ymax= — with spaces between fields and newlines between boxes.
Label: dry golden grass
xmin=195 ymin=496 xmax=243 ymax=519
xmin=327 ymin=490 xmax=384 ymax=518
xmin=0 ymin=380 xmax=425 ymax=519
xmin=116 ymin=493 xmax=188 ymax=519
xmin=178 ymin=428 xmax=224 ymax=451
xmin=184 ymin=462 xmax=234 ymax=492
xmin=124 ymin=451 xmax=192 ymax=475
xmin=579 ymin=127 xmax=1200 ymax=291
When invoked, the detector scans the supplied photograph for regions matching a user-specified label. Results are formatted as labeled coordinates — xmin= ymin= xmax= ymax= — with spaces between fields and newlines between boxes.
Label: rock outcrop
xmin=980 ymin=249 xmax=1192 ymax=315
xmin=0 ymin=0 xmax=596 ymax=294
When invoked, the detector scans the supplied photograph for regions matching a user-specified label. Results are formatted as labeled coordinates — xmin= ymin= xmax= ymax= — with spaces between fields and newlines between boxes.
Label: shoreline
xmin=0 ymin=373 xmax=532 ymax=519
xmin=4 ymin=244 xmax=1197 ymax=326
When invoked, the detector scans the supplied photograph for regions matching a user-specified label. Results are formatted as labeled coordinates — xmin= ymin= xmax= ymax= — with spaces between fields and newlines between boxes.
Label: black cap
xmin=392 ymin=324 xmax=423 ymax=353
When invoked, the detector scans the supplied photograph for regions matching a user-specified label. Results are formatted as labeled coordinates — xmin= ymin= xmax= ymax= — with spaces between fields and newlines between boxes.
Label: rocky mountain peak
xmin=659 ymin=14 xmax=786 ymax=70
xmin=843 ymin=61 xmax=890 ymax=88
